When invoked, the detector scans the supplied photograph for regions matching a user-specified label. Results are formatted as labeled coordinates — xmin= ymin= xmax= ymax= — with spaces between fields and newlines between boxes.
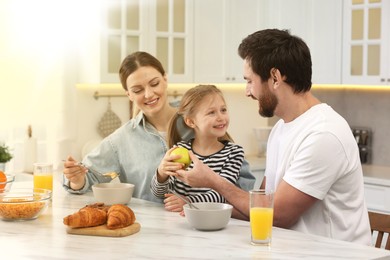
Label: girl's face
xmin=125 ymin=66 xmax=168 ymax=117
xmin=187 ymin=94 xmax=229 ymax=140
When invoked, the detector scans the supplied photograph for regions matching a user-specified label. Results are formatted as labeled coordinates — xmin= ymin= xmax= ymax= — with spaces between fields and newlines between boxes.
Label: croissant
xmin=63 ymin=206 xmax=107 ymax=228
xmin=107 ymin=204 xmax=136 ymax=230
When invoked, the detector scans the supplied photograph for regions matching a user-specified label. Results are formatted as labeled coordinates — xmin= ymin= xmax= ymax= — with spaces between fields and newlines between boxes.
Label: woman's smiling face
xmin=125 ymin=66 xmax=168 ymax=116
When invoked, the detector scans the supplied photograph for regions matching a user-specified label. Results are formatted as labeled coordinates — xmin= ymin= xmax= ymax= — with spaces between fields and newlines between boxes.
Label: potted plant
xmin=0 ymin=143 xmax=13 ymax=171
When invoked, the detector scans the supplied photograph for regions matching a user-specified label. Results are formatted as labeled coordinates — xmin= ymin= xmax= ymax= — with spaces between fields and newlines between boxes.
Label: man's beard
xmin=258 ymin=90 xmax=278 ymax=118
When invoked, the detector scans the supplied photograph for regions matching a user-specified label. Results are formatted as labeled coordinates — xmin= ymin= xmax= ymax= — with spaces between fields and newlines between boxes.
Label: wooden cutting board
xmin=66 ymin=222 xmax=141 ymax=237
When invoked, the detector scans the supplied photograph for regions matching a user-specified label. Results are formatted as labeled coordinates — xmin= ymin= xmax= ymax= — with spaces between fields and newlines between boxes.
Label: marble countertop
xmin=1 ymin=175 xmax=389 ymax=259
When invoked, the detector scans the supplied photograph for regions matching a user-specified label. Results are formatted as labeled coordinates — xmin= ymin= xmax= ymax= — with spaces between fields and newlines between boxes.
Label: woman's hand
xmin=164 ymin=193 xmax=186 ymax=212
xmin=63 ymin=155 xmax=87 ymax=190
xmin=156 ymin=147 xmax=185 ymax=183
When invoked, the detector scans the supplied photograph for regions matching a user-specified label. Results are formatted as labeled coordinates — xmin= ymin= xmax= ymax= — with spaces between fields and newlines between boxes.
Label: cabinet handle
xmin=232 ymin=77 xmax=235 ymax=81
xmin=387 ymin=78 xmax=390 ymax=82
xmin=381 ymin=78 xmax=385 ymax=82
xmin=226 ymin=77 xmax=230 ymax=80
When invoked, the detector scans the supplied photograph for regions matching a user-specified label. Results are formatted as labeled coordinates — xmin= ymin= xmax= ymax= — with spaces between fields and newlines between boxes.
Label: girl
xmin=151 ymin=85 xmax=245 ymax=211
xmin=63 ymin=52 xmax=254 ymax=204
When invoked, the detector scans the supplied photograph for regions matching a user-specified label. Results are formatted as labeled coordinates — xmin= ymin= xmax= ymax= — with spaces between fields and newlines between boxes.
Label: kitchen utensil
xmin=0 ymin=174 xmax=14 ymax=193
xmin=66 ymin=222 xmax=141 ymax=237
xmin=92 ymin=183 xmax=135 ymax=205
xmin=183 ymin=202 xmax=233 ymax=231
xmin=170 ymin=190 xmax=199 ymax=209
xmin=33 ymin=163 xmax=53 ymax=191
xmin=97 ymin=99 xmax=121 ymax=138
xmin=0 ymin=188 xmax=52 ymax=221
xmin=62 ymin=160 xmax=120 ymax=180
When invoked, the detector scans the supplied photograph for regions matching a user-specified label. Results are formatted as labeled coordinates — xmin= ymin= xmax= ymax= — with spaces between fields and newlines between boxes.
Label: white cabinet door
xmin=100 ymin=0 xmax=193 ymax=83
xmin=266 ymin=0 xmax=342 ymax=84
xmin=342 ymin=0 xmax=390 ymax=85
xmin=193 ymin=0 xmax=263 ymax=83
xmin=364 ymin=183 xmax=390 ymax=214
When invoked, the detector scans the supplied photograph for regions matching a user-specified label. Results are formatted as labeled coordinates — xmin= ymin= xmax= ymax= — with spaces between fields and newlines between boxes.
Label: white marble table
xmin=1 ymin=176 xmax=390 ymax=259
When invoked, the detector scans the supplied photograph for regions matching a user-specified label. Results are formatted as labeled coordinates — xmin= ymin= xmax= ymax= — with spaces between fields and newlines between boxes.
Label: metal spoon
xmin=170 ymin=189 xmax=199 ymax=210
xmin=63 ymin=160 xmax=120 ymax=180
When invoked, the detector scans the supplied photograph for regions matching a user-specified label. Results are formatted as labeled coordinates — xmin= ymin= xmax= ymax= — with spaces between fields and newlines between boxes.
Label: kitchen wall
xmin=71 ymin=84 xmax=267 ymax=163
xmin=311 ymin=86 xmax=390 ymax=167
xmin=268 ymin=86 xmax=390 ymax=167
xmin=67 ymin=84 xmax=390 ymax=170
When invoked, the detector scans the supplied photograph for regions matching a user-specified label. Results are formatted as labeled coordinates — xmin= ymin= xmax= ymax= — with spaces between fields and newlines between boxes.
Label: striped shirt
xmin=151 ymin=139 xmax=245 ymax=203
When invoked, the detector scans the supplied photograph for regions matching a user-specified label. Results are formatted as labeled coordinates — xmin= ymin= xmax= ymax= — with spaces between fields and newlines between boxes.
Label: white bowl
xmin=183 ymin=202 xmax=233 ymax=231
xmin=92 ymin=183 xmax=134 ymax=205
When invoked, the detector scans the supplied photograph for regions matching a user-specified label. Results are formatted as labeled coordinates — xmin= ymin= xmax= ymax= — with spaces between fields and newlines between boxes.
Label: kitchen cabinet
xmin=363 ymin=164 xmax=390 ymax=214
xmin=100 ymin=0 xmax=193 ymax=83
xmin=265 ymin=0 xmax=342 ymax=84
xmin=193 ymin=0 xmax=342 ymax=84
xmin=193 ymin=0 xmax=264 ymax=83
xmin=342 ymin=0 xmax=390 ymax=85
xmin=364 ymin=183 xmax=390 ymax=214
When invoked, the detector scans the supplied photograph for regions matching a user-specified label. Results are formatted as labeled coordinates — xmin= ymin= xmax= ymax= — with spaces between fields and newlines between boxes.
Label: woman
xmin=63 ymin=52 xmax=255 ymax=203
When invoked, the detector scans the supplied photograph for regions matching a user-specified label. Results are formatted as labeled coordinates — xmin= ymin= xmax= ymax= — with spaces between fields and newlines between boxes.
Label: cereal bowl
xmin=0 ymin=174 xmax=15 ymax=193
xmin=0 ymin=188 xmax=52 ymax=221
xmin=183 ymin=202 xmax=233 ymax=231
xmin=92 ymin=183 xmax=134 ymax=205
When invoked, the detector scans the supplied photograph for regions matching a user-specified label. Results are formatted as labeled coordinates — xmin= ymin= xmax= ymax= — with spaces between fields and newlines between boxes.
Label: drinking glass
xmin=33 ymin=163 xmax=53 ymax=191
xmin=249 ymin=189 xmax=274 ymax=246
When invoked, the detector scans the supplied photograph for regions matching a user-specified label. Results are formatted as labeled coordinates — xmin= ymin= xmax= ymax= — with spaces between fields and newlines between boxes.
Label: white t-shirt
xmin=265 ymin=103 xmax=371 ymax=245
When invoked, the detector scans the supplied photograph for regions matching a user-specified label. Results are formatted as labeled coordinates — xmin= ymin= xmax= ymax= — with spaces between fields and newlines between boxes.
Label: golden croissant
xmin=63 ymin=205 xmax=107 ymax=228
xmin=107 ymin=204 xmax=136 ymax=229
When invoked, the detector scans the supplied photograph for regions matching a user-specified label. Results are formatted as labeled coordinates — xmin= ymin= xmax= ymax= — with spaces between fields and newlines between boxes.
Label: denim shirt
xmin=63 ymin=112 xmax=255 ymax=203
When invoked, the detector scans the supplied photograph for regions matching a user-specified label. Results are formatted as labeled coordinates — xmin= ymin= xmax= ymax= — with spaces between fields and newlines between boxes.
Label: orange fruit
xmin=0 ymin=170 xmax=6 ymax=190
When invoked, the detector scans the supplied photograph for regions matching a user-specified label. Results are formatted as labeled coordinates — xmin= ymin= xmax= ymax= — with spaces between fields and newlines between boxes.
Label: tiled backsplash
xmin=313 ymin=87 xmax=390 ymax=167
xmin=267 ymin=87 xmax=390 ymax=167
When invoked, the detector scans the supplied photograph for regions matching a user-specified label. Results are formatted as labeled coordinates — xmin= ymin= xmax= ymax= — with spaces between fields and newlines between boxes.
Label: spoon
xmin=170 ymin=189 xmax=199 ymax=210
xmin=63 ymin=160 xmax=120 ymax=180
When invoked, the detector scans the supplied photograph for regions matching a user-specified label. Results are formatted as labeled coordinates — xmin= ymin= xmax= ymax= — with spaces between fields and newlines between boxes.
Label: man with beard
xmin=172 ymin=29 xmax=371 ymax=245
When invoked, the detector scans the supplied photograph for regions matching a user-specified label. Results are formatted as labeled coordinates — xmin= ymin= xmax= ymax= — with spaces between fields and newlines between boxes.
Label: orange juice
xmin=250 ymin=207 xmax=273 ymax=241
xmin=33 ymin=174 xmax=53 ymax=191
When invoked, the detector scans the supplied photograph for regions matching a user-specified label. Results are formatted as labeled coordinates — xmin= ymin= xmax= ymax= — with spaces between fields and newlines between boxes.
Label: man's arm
xmin=273 ymin=180 xmax=318 ymax=228
xmin=176 ymin=153 xmax=318 ymax=226
xmin=176 ymin=152 xmax=250 ymax=219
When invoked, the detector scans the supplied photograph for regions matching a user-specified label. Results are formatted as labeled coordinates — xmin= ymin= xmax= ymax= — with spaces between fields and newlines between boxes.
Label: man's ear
xmin=270 ymin=68 xmax=279 ymax=83
xmin=270 ymin=68 xmax=283 ymax=89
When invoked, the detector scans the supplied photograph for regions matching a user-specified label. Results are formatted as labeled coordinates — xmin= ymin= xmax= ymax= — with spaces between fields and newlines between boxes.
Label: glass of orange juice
xmin=33 ymin=163 xmax=53 ymax=191
xmin=249 ymin=189 xmax=274 ymax=246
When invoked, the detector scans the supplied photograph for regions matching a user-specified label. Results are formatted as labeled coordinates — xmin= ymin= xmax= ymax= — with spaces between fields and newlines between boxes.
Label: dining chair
xmin=368 ymin=211 xmax=390 ymax=250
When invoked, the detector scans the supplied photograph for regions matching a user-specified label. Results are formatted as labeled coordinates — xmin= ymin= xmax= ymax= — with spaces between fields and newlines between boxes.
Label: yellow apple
xmin=171 ymin=147 xmax=191 ymax=168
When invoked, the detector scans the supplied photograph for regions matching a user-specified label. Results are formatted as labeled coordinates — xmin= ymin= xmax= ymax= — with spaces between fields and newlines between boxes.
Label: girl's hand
xmin=164 ymin=193 xmax=186 ymax=212
xmin=157 ymin=147 xmax=185 ymax=182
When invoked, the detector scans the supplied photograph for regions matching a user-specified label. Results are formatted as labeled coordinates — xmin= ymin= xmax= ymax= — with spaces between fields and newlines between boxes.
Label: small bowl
xmin=92 ymin=183 xmax=134 ymax=205
xmin=183 ymin=202 xmax=233 ymax=231
xmin=0 ymin=188 xmax=52 ymax=221
xmin=0 ymin=174 xmax=15 ymax=193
